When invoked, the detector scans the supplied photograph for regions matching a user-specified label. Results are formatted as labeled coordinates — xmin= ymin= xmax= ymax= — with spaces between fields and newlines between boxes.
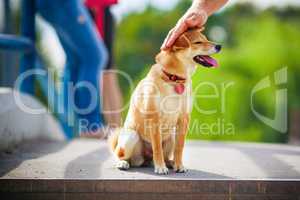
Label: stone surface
xmin=1 ymin=139 xmax=300 ymax=180
xmin=1 ymin=139 xmax=300 ymax=199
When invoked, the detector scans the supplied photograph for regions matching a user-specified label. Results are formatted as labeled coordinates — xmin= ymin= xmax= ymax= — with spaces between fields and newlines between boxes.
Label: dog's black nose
xmin=215 ymin=45 xmax=222 ymax=52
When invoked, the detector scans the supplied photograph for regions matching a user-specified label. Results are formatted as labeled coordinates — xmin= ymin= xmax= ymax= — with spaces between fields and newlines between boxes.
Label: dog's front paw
xmin=174 ymin=165 xmax=187 ymax=173
xmin=116 ymin=160 xmax=130 ymax=170
xmin=154 ymin=165 xmax=169 ymax=175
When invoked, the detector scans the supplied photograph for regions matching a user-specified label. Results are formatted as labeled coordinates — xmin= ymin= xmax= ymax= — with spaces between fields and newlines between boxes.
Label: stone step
xmin=1 ymin=179 xmax=299 ymax=200
xmin=1 ymin=139 xmax=300 ymax=199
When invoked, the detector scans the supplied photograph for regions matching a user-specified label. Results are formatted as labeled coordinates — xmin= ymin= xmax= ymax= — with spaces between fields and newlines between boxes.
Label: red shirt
xmin=85 ymin=0 xmax=118 ymax=37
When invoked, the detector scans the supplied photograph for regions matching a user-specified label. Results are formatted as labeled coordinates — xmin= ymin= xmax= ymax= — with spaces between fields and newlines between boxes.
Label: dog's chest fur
xmin=124 ymin=75 xmax=193 ymax=143
xmin=160 ymin=81 xmax=191 ymax=118
xmin=158 ymin=82 xmax=191 ymax=140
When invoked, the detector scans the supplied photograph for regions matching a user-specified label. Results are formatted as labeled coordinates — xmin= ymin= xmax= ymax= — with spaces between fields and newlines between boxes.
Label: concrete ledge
xmin=1 ymin=139 xmax=300 ymax=199
xmin=1 ymin=179 xmax=300 ymax=200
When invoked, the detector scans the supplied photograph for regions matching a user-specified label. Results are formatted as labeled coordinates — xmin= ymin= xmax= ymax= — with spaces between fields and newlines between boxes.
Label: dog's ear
xmin=172 ymin=34 xmax=190 ymax=51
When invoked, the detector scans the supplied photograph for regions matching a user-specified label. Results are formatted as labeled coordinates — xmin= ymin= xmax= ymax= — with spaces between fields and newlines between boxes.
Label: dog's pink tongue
xmin=202 ymin=55 xmax=218 ymax=67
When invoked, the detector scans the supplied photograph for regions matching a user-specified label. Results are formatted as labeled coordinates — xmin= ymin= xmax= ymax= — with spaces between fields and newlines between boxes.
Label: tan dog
xmin=109 ymin=28 xmax=221 ymax=174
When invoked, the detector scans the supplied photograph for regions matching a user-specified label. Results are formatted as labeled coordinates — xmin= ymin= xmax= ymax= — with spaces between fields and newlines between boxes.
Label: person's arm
xmin=194 ymin=0 xmax=229 ymax=16
xmin=161 ymin=0 xmax=228 ymax=50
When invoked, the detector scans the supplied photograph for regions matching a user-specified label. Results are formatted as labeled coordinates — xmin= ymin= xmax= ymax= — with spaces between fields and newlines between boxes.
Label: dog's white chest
xmin=160 ymin=82 xmax=192 ymax=115
xmin=160 ymin=94 xmax=182 ymax=115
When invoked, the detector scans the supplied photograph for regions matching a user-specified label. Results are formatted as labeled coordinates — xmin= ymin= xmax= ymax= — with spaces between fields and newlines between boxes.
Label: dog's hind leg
xmin=114 ymin=128 xmax=140 ymax=170
xmin=130 ymin=138 xmax=144 ymax=167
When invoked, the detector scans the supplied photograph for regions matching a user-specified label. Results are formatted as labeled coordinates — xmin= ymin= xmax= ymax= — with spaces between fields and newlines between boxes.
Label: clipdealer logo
xmin=251 ymin=67 xmax=288 ymax=133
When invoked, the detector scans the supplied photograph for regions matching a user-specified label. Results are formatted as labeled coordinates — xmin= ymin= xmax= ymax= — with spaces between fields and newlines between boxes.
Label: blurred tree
xmin=115 ymin=1 xmax=300 ymax=143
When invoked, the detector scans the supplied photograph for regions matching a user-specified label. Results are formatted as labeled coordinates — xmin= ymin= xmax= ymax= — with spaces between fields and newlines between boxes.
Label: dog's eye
xmin=194 ymin=42 xmax=203 ymax=44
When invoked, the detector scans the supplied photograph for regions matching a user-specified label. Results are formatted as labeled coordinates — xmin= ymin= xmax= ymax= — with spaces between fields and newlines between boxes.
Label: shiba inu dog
xmin=109 ymin=27 xmax=221 ymax=174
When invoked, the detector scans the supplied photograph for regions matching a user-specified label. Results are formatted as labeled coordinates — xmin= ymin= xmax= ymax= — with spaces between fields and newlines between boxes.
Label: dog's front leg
xmin=173 ymin=114 xmax=189 ymax=173
xmin=148 ymin=121 xmax=168 ymax=175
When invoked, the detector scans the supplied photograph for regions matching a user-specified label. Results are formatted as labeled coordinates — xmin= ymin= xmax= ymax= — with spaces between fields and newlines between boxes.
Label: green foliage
xmin=114 ymin=1 xmax=300 ymax=143
xmin=115 ymin=1 xmax=190 ymax=93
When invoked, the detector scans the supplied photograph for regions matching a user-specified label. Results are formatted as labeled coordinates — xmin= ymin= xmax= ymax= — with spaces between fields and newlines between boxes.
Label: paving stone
xmin=0 ymin=139 xmax=300 ymax=199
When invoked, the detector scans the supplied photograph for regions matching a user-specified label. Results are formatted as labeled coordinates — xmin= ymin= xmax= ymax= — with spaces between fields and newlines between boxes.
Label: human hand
xmin=161 ymin=8 xmax=207 ymax=50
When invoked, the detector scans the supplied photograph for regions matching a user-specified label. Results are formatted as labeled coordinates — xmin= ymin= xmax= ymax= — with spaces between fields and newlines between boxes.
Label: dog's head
xmin=156 ymin=28 xmax=221 ymax=78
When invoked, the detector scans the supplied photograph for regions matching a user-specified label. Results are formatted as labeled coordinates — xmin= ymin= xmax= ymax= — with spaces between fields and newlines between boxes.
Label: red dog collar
xmin=162 ymin=70 xmax=186 ymax=94
xmin=162 ymin=70 xmax=186 ymax=82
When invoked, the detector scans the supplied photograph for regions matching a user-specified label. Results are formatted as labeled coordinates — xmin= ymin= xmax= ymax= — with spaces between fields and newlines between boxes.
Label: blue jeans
xmin=37 ymin=0 xmax=108 ymax=134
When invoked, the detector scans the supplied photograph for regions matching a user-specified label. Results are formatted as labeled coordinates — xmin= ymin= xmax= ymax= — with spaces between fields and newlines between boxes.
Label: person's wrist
xmin=186 ymin=7 xmax=207 ymax=26
xmin=197 ymin=9 xmax=208 ymax=24
xmin=192 ymin=0 xmax=209 ymax=18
